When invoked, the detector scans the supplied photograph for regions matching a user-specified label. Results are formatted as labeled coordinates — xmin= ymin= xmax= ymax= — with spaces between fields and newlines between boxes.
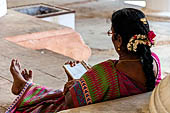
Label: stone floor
xmin=0 ymin=0 xmax=170 ymax=112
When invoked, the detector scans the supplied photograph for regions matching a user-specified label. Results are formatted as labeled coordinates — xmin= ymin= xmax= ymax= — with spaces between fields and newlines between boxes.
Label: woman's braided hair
xmin=111 ymin=8 xmax=155 ymax=91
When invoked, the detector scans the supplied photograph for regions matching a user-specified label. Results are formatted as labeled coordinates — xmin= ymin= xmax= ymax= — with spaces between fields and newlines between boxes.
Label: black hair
xmin=111 ymin=8 xmax=155 ymax=91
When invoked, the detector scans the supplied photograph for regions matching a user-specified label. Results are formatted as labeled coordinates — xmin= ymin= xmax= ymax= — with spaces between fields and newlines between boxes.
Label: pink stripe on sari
xmin=151 ymin=52 xmax=162 ymax=86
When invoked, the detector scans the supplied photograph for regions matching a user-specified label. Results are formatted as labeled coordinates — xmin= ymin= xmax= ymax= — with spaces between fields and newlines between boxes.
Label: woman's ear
xmin=117 ymin=34 xmax=122 ymax=46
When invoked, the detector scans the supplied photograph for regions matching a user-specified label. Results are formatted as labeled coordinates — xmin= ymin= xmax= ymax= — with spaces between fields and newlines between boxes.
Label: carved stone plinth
xmin=149 ymin=75 xmax=170 ymax=113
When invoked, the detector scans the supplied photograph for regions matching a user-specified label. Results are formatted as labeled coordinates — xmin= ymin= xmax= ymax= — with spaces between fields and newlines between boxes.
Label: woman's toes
xmin=10 ymin=59 xmax=15 ymax=71
xmin=16 ymin=60 xmax=21 ymax=70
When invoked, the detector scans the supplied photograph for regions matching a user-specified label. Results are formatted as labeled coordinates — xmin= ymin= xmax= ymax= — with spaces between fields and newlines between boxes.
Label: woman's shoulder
xmin=92 ymin=59 xmax=118 ymax=68
xmin=84 ymin=59 xmax=118 ymax=76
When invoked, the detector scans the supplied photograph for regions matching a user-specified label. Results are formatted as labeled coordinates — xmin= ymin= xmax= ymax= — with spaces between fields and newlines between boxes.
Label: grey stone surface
xmin=0 ymin=0 xmax=170 ymax=112
xmin=0 ymin=38 xmax=72 ymax=111
xmin=60 ymin=92 xmax=151 ymax=113
xmin=0 ymin=10 xmax=65 ymax=37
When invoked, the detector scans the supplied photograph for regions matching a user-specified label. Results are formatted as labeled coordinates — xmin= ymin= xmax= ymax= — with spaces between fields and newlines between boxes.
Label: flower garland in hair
xmin=127 ymin=31 xmax=156 ymax=52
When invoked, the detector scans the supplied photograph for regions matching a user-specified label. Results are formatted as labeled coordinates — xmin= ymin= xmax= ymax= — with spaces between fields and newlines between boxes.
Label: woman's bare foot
xmin=10 ymin=59 xmax=27 ymax=95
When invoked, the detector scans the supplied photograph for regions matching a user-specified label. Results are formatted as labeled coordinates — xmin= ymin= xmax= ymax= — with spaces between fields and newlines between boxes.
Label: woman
xmin=6 ymin=8 xmax=161 ymax=113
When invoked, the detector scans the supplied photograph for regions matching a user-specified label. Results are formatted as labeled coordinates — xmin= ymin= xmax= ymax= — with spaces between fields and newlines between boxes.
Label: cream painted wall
xmin=0 ymin=0 xmax=7 ymax=17
xmin=146 ymin=0 xmax=170 ymax=11
xmin=41 ymin=13 xmax=75 ymax=29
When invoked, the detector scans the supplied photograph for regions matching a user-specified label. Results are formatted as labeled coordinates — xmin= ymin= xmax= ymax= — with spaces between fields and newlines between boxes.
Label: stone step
xmin=5 ymin=28 xmax=91 ymax=61
xmin=59 ymin=92 xmax=151 ymax=113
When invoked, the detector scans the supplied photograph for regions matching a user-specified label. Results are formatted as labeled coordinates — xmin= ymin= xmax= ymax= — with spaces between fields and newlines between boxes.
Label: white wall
xmin=0 ymin=0 xmax=7 ymax=17
xmin=41 ymin=13 xmax=75 ymax=29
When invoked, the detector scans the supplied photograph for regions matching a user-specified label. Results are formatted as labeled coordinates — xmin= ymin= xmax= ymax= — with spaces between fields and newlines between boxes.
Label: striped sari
xmin=6 ymin=53 xmax=161 ymax=113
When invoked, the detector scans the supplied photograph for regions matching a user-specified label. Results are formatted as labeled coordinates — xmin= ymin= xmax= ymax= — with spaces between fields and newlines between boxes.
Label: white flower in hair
xmin=127 ymin=34 xmax=152 ymax=52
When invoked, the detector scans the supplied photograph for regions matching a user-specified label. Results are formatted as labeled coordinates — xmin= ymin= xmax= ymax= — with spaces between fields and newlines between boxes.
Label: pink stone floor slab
xmin=5 ymin=28 xmax=91 ymax=61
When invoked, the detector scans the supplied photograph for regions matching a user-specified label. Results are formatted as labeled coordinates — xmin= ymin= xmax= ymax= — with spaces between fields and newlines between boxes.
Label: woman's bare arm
xmin=65 ymin=91 xmax=74 ymax=108
xmin=63 ymin=80 xmax=76 ymax=107
xmin=153 ymin=59 xmax=158 ymax=78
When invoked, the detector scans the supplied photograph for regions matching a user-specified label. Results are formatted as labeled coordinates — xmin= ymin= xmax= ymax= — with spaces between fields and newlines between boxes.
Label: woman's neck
xmin=118 ymin=52 xmax=139 ymax=61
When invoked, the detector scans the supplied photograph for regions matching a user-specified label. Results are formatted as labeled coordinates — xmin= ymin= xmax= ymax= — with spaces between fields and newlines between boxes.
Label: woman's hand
xmin=65 ymin=60 xmax=80 ymax=67
xmin=65 ymin=91 xmax=74 ymax=108
xmin=63 ymin=79 xmax=76 ymax=95
xmin=64 ymin=61 xmax=80 ymax=81
xmin=63 ymin=79 xmax=77 ymax=108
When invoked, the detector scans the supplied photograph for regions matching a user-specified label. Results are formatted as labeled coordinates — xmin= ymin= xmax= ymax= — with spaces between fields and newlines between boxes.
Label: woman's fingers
xmin=63 ymin=80 xmax=75 ymax=95
xmin=65 ymin=80 xmax=75 ymax=88
xmin=65 ymin=60 xmax=80 ymax=67
xmin=65 ymin=61 xmax=72 ymax=66
xmin=65 ymin=70 xmax=73 ymax=81
xmin=76 ymin=61 xmax=80 ymax=64
xmin=65 ymin=61 xmax=71 ymax=65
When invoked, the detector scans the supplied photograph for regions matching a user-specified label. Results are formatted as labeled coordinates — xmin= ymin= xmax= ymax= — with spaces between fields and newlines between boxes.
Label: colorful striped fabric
xmin=6 ymin=55 xmax=161 ymax=112
xmin=6 ymin=83 xmax=67 ymax=113
xmin=69 ymin=60 xmax=147 ymax=107
xmin=151 ymin=52 xmax=162 ymax=86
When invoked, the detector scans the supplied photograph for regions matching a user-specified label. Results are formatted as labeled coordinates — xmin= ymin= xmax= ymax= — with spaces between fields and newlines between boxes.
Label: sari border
xmin=70 ymin=85 xmax=80 ymax=107
xmin=151 ymin=52 xmax=162 ymax=86
xmin=5 ymin=82 xmax=32 ymax=113
xmin=79 ymin=78 xmax=92 ymax=104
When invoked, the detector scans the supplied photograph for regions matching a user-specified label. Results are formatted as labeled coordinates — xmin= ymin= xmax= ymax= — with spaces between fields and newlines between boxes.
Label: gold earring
xmin=117 ymin=46 xmax=120 ymax=51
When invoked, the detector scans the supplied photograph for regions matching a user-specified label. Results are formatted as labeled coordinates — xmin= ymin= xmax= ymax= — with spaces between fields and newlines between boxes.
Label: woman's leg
xmin=8 ymin=60 xmax=68 ymax=112
xmin=10 ymin=59 xmax=30 ymax=95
